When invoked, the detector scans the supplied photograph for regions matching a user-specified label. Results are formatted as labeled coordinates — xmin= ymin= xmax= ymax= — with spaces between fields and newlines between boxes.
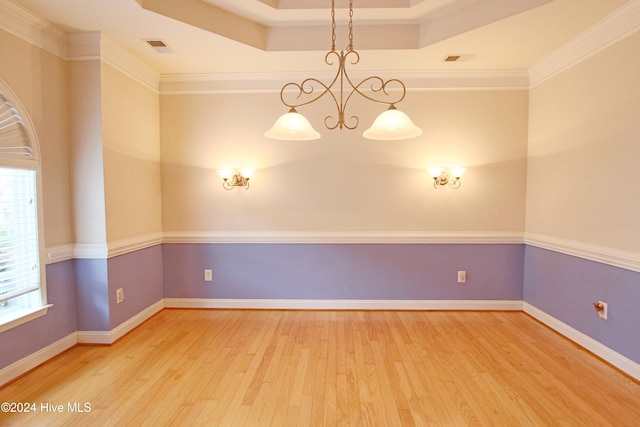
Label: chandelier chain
xmin=274 ymin=0 xmax=410 ymax=132
xmin=348 ymin=0 xmax=354 ymax=51
xmin=331 ymin=0 xmax=336 ymax=52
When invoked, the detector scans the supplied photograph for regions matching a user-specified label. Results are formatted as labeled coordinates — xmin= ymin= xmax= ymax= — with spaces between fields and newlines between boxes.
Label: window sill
xmin=0 ymin=304 xmax=53 ymax=334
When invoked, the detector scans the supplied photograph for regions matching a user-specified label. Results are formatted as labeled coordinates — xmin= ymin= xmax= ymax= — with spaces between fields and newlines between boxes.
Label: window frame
xmin=0 ymin=80 xmax=50 ymax=333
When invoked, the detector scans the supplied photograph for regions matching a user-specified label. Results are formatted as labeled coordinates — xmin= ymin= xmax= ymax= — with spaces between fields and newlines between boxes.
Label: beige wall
xmin=101 ymin=63 xmax=162 ymax=243
xmin=161 ymin=89 xmax=528 ymax=233
xmin=69 ymin=60 xmax=107 ymax=245
xmin=526 ymin=31 xmax=640 ymax=252
xmin=1 ymin=27 xmax=163 ymax=249
xmin=0 ymin=29 xmax=74 ymax=248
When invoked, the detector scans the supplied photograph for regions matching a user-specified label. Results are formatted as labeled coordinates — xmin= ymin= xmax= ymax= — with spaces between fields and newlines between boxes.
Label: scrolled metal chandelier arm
xmin=279 ymin=51 xmax=341 ymax=111
xmin=265 ymin=0 xmax=422 ymax=140
xmin=348 ymin=75 xmax=407 ymax=107
xmin=279 ymin=48 xmax=408 ymax=131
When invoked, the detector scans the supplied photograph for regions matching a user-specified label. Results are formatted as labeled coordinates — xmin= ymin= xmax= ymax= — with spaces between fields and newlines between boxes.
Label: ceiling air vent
xmin=145 ymin=39 xmax=172 ymax=53
xmin=443 ymin=54 xmax=475 ymax=62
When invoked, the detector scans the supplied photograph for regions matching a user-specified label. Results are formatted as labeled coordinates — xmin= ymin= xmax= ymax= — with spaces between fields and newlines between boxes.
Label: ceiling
xmin=11 ymin=0 xmax=630 ymax=75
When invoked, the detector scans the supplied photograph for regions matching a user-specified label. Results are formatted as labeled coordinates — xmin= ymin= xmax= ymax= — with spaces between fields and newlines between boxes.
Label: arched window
xmin=0 ymin=80 xmax=49 ymax=332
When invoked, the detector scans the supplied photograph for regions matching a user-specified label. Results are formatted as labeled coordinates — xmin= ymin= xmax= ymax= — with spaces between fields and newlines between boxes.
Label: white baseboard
xmin=0 ymin=332 xmax=77 ymax=387
xmin=77 ymin=299 xmax=164 ymax=344
xmin=4 ymin=301 xmax=636 ymax=389
xmin=164 ymin=298 xmax=523 ymax=311
xmin=524 ymin=302 xmax=640 ymax=381
xmin=0 ymin=300 xmax=164 ymax=386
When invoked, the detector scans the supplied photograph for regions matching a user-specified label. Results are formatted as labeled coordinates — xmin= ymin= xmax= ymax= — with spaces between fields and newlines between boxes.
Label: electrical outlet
xmin=116 ymin=288 xmax=124 ymax=304
xmin=457 ymin=270 xmax=467 ymax=283
xmin=595 ymin=301 xmax=608 ymax=320
xmin=204 ymin=269 xmax=213 ymax=282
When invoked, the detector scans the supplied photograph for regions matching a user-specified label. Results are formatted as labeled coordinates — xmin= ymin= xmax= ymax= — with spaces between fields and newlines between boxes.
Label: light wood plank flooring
xmin=1 ymin=309 xmax=639 ymax=426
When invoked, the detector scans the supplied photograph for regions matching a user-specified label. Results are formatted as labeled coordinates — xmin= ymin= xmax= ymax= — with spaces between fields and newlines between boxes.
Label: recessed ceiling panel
xmin=142 ymin=0 xmax=552 ymax=51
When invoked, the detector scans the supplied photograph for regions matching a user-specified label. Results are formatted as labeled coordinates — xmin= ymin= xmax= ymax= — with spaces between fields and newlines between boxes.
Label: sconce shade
xmin=239 ymin=168 xmax=255 ymax=179
xmin=264 ymin=108 xmax=321 ymax=140
xmin=450 ymin=167 xmax=467 ymax=178
xmin=217 ymin=169 xmax=233 ymax=180
xmin=429 ymin=168 xmax=444 ymax=178
xmin=363 ymin=106 xmax=423 ymax=140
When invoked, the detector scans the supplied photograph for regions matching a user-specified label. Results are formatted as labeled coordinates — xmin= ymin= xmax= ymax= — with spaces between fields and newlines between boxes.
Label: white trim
xmin=524 ymin=233 xmax=640 ymax=273
xmin=0 ymin=304 xmax=52 ymax=334
xmin=0 ymin=7 xmax=159 ymax=92
xmin=162 ymin=230 xmax=524 ymax=245
xmin=164 ymin=298 xmax=523 ymax=311
xmin=43 ymin=232 xmax=639 ymax=276
xmin=159 ymin=69 xmax=529 ymax=94
xmin=76 ymin=299 xmax=164 ymax=345
xmin=107 ymin=232 xmax=164 ymax=258
xmin=65 ymin=233 xmax=163 ymax=260
xmin=3 ymin=302 xmax=637 ymax=388
xmin=524 ymin=303 xmax=640 ymax=381
xmin=0 ymin=0 xmax=67 ymax=59
xmin=66 ymin=32 xmax=160 ymax=92
xmin=0 ymin=331 xmax=76 ymax=387
xmin=73 ymin=243 xmax=109 ymax=260
xmin=529 ymin=0 xmax=640 ymax=86
xmin=76 ymin=330 xmax=111 ymax=345
xmin=45 ymin=244 xmax=75 ymax=264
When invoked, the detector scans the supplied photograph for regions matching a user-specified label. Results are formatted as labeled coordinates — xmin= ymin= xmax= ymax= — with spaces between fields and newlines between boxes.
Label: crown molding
xmin=66 ymin=32 xmax=160 ymax=92
xmin=529 ymin=0 xmax=640 ymax=87
xmin=0 ymin=0 xmax=160 ymax=92
xmin=0 ymin=0 xmax=67 ymax=58
xmin=159 ymin=69 xmax=530 ymax=94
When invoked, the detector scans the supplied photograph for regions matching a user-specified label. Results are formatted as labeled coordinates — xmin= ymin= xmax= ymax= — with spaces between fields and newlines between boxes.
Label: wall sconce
xmin=429 ymin=167 xmax=466 ymax=189
xmin=217 ymin=169 xmax=254 ymax=190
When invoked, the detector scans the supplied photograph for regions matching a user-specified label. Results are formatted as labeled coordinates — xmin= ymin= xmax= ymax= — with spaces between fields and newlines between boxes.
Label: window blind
xmin=0 ymin=94 xmax=34 ymax=159
xmin=0 ymin=167 xmax=40 ymax=303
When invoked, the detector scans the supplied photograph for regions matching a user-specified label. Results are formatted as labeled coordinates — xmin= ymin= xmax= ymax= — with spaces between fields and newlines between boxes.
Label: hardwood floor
xmin=1 ymin=309 xmax=639 ymax=426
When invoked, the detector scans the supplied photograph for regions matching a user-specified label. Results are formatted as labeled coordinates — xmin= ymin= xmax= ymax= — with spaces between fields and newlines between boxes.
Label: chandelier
xmin=264 ymin=0 xmax=422 ymax=141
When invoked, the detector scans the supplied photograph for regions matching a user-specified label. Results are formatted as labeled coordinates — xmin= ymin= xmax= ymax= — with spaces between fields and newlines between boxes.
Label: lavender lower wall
xmin=0 ymin=246 xmax=164 ymax=372
xmin=523 ymin=245 xmax=640 ymax=363
xmin=5 ymin=242 xmax=636 ymax=378
xmin=75 ymin=259 xmax=110 ymax=331
xmin=162 ymin=243 xmax=525 ymax=300
xmin=75 ymin=246 xmax=165 ymax=331
xmin=0 ymin=260 xmax=77 ymax=369
xmin=107 ymin=245 xmax=164 ymax=329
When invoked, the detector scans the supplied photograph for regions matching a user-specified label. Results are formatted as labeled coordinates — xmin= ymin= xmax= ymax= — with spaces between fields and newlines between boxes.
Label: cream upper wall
xmin=0 ymin=29 xmax=74 ymax=248
xmin=526 ymin=31 xmax=640 ymax=252
xmin=69 ymin=60 xmax=107 ymax=245
xmin=101 ymin=62 xmax=162 ymax=243
xmin=161 ymin=89 xmax=528 ymax=233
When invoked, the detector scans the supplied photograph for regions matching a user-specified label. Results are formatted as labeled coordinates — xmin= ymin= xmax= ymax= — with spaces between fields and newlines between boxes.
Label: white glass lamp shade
xmin=363 ymin=106 xmax=422 ymax=140
xmin=217 ymin=169 xmax=233 ymax=180
xmin=429 ymin=168 xmax=444 ymax=179
xmin=450 ymin=167 xmax=467 ymax=178
xmin=239 ymin=168 xmax=255 ymax=179
xmin=264 ymin=108 xmax=321 ymax=140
